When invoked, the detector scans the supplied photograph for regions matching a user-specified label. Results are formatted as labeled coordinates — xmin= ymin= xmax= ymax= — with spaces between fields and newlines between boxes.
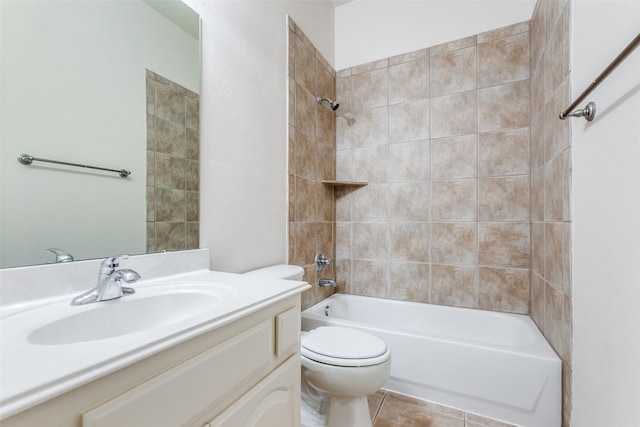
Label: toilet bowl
xmin=243 ymin=264 xmax=391 ymax=427
xmin=301 ymin=326 xmax=391 ymax=427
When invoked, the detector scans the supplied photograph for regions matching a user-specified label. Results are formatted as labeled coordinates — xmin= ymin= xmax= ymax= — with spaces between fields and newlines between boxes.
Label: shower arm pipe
xmin=18 ymin=154 xmax=131 ymax=178
xmin=559 ymin=32 xmax=640 ymax=121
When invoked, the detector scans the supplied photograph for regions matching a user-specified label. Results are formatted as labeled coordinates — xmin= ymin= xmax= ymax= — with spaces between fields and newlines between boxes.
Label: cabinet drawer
xmin=275 ymin=307 xmax=300 ymax=358
xmin=82 ymin=319 xmax=273 ymax=427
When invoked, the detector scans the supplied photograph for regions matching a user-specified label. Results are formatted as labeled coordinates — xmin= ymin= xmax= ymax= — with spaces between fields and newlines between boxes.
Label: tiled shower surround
xmin=289 ymin=4 xmax=572 ymax=424
xmin=287 ymin=19 xmax=338 ymax=308
xmin=530 ymin=1 xmax=572 ymax=426
xmin=335 ymin=22 xmax=532 ymax=314
xmin=146 ymin=70 xmax=200 ymax=252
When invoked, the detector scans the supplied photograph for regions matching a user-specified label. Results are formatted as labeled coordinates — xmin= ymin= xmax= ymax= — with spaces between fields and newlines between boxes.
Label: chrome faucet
xmin=47 ymin=248 xmax=74 ymax=263
xmin=315 ymin=252 xmax=333 ymax=272
xmin=71 ymin=255 xmax=140 ymax=305
xmin=318 ymin=278 xmax=336 ymax=288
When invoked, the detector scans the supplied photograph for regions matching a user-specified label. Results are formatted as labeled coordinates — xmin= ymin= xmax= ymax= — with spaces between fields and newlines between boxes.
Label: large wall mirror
xmin=0 ymin=0 xmax=200 ymax=268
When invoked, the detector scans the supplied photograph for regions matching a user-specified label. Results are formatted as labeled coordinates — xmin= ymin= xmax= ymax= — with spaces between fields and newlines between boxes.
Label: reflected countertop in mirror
xmin=0 ymin=0 xmax=201 ymax=268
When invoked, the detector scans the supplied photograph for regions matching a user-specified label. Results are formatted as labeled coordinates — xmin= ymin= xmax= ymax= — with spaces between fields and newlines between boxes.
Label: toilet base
xmin=327 ymin=395 xmax=372 ymax=427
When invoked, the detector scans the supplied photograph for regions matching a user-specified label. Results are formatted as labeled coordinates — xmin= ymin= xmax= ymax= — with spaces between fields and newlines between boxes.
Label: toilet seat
xmin=301 ymin=326 xmax=390 ymax=367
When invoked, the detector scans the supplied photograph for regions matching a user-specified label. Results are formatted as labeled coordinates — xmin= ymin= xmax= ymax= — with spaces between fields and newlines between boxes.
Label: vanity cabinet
xmin=1 ymin=296 xmax=302 ymax=427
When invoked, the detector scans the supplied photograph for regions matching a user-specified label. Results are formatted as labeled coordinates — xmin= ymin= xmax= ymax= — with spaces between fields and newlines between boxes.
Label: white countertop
xmin=0 ymin=267 xmax=309 ymax=420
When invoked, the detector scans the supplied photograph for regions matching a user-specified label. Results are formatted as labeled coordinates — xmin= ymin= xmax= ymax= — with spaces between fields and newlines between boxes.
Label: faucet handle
xmin=101 ymin=254 xmax=129 ymax=269
xmin=315 ymin=252 xmax=333 ymax=272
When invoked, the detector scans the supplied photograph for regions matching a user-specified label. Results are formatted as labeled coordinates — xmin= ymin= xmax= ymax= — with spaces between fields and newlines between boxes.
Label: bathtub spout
xmin=318 ymin=278 xmax=336 ymax=287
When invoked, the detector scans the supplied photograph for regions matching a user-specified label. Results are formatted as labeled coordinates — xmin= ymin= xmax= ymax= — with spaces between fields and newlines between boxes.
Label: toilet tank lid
xmin=243 ymin=264 xmax=304 ymax=280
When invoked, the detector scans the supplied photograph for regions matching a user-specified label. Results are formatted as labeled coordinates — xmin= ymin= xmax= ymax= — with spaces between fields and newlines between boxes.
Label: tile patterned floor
xmin=368 ymin=390 xmax=518 ymax=427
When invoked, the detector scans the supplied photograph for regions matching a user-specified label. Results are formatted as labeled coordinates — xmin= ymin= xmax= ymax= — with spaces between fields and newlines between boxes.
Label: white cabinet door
xmin=83 ymin=320 xmax=273 ymax=427
xmin=206 ymin=356 xmax=300 ymax=427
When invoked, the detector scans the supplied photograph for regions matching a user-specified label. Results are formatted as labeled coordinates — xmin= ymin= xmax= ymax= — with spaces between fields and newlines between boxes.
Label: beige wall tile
xmin=336 ymin=222 xmax=351 ymax=259
xmin=335 ymin=187 xmax=352 ymax=221
xmin=155 ymin=222 xmax=185 ymax=251
xmin=478 ymin=267 xmax=530 ymax=313
xmin=293 ymin=35 xmax=316 ymax=95
xmin=389 ymin=48 xmax=429 ymax=66
xmin=352 ymin=58 xmax=388 ymax=75
xmin=431 ymin=135 xmax=478 ymax=179
xmin=295 ymin=85 xmax=317 ymax=138
xmin=389 ymin=140 xmax=430 ymax=182
xmin=351 ymin=68 xmax=388 ymax=110
xmin=544 ymin=154 xmax=564 ymax=221
xmin=336 ymin=76 xmax=351 ymax=115
xmin=432 ymin=179 xmax=478 ymax=222
xmin=336 ymin=115 xmax=352 ymax=151
xmin=478 ymin=127 xmax=530 ymax=177
xmin=316 ymin=142 xmax=336 ymax=181
xmin=431 ymin=264 xmax=477 ymax=308
xmin=352 ymin=222 xmax=389 ymax=260
xmin=431 ymin=90 xmax=477 ymax=138
xmin=545 ymin=281 xmax=567 ymax=359
xmin=352 ymin=183 xmax=389 ymax=221
xmin=532 ymin=222 xmax=545 ymax=276
xmin=317 ymin=182 xmax=334 ymax=222
xmin=352 ymin=145 xmax=389 ymax=183
xmin=146 ymin=186 xmax=155 ymax=221
xmin=390 ymin=182 xmax=430 ymax=222
xmin=478 ymin=175 xmax=530 ymax=221
xmin=350 ymin=107 xmax=389 ymax=148
xmin=531 ymin=273 xmax=546 ymax=330
xmin=531 ymin=115 xmax=545 ymax=170
xmin=478 ymin=80 xmax=530 ymax=132
xmin=389 ymin=99 xmax=430 ymax=142
xmin=430 ymin=46 xmax=476 ymax=97
xmin=478 ymin=32 xmax=530 ymax=88
xmin=431 ymin=223 xmax=477 ymax=265
xmin=430 ymin=34 xmax=476 ymax=56
xmin=294 ymin=128 xmax=315 ymax=179
xmin=186 ymin=128 xmax=199 ymax=160
xmin=351 ymin=260 xmax=388 ymax=297
xmin=186 ymin=161 xmax=198 ymax=192
xmin=291 ymin=222 xmax=316 ymax=267
xmin=389 ymin=262 xmax=430 ymax=303
xmin=389 ymin=57 xmax=429 ymax=104
xmin=155 ymin=188 xmax=185 ymax=222
xmin=532 ymin=168 xmax=544 ymax=222
xmin=156 ymin=118 xmax=185 ymax=156
xmin=544 ymin=222 xmax=564 ymax=288
xmin=295 ymin=176 xmax=316 ymax=222
xmin=317 ymin=106 xmax=336 ymax=147
xmin=390 ymin=222 xmax=430 ymax=262
xmin=477 ymin=21 xmax=529 ymax=44
xmin=479 ymin=222 xmax=531 ymax=268
xmin=317 ymin=58 xmax=335 ymax=100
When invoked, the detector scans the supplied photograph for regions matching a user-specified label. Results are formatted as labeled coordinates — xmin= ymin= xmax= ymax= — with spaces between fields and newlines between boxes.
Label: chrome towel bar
xmin=559 ymin=33 xmax=640 ymax=121
xmin=18 ymin=154 xmax=131 ymax=178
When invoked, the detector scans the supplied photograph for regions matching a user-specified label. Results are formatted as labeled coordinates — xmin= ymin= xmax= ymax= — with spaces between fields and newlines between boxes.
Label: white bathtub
xmin=301 ymin=294 xmax=561 ymax=427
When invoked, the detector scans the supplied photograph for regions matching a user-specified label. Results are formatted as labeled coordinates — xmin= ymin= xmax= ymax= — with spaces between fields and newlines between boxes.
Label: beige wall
xmin=287 ymin=20 xmax=338 ymax=309
xmin=529 ymin=1 xmax=572 ymax=426
xmin=334 ymin=22 xmax=532 ymax=314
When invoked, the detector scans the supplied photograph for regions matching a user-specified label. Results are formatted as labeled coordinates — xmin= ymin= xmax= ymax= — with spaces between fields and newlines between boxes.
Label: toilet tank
xmin=243 ymin=264 xmax=304 ymax=281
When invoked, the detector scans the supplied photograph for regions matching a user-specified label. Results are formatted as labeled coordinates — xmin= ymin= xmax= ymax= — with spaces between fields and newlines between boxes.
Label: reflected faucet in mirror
xmin=46 ymin=248 xmax=74 ymax=263
xmin=71 ymin=255 xmax=140 ymax=306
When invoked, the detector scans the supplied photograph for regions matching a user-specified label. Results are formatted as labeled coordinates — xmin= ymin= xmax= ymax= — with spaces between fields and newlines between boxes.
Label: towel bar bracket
xmin=559 ymin=101 xmax=596 ymax=121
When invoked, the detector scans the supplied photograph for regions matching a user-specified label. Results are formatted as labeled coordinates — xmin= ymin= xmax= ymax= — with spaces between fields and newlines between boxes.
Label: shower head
xmin=317 ymin=96 xmax=340 ymax=111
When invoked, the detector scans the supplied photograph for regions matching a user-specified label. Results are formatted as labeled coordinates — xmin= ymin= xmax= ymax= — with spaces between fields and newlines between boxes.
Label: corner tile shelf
xmin=321 ymin=180 xmax=368 ymax=188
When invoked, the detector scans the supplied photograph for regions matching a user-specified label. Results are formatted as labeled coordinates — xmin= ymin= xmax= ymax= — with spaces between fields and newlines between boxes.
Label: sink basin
xmin=26 ymin=283 xmax=236 ymax=345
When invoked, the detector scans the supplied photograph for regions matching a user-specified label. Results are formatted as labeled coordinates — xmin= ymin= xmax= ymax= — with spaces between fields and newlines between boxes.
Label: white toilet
xmin=244 ymin=264 xmax=391 ymax=427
